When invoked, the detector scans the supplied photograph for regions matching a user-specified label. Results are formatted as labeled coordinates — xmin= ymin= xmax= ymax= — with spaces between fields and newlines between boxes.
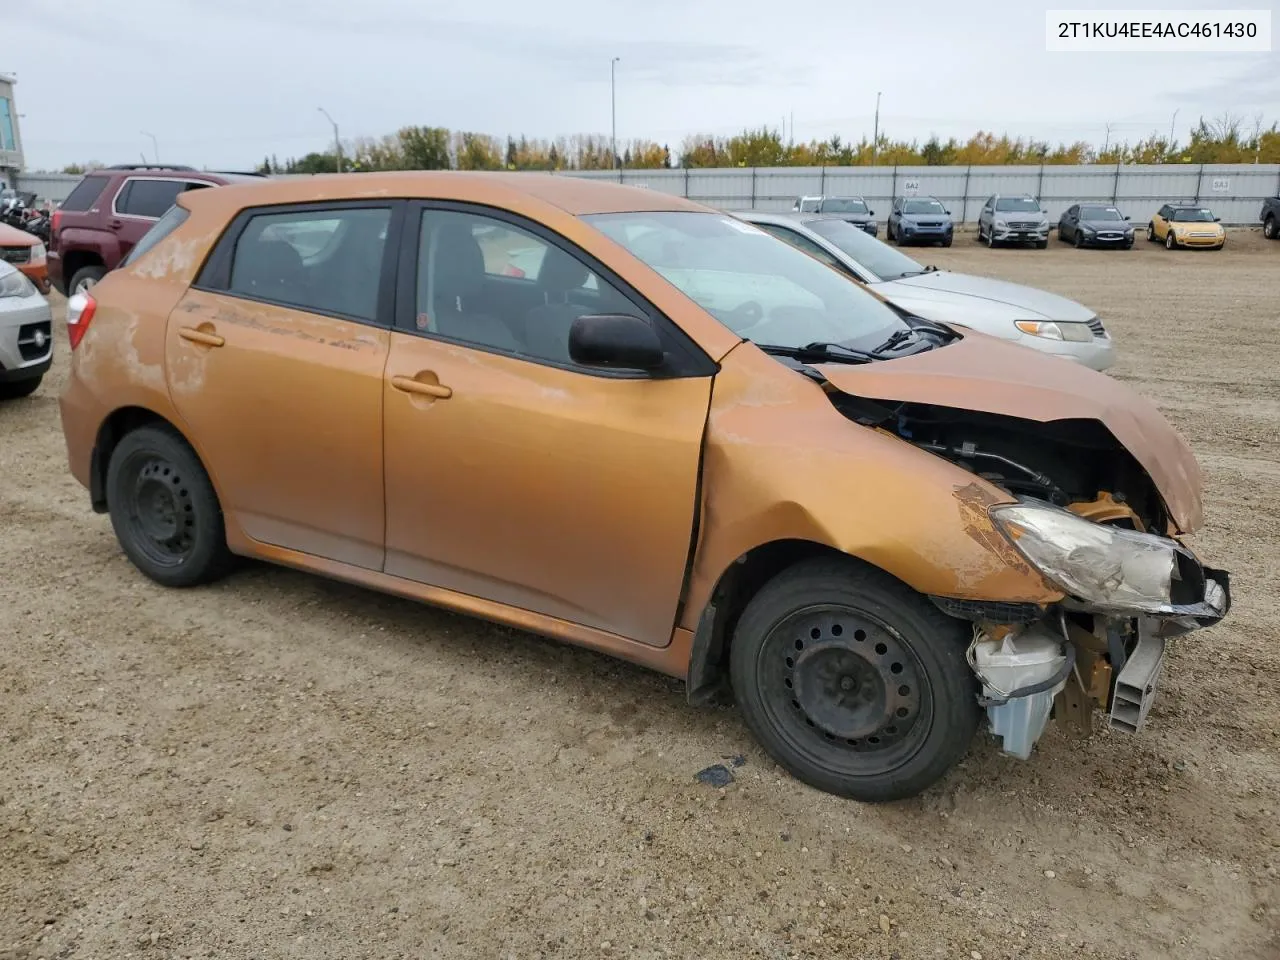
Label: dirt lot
xmin=2 ymin=230 xmax=1278 ymax=960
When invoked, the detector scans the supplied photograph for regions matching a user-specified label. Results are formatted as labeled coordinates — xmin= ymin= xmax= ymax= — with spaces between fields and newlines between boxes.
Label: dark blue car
xmin=887 ymin=196 xmax=954 ymax=247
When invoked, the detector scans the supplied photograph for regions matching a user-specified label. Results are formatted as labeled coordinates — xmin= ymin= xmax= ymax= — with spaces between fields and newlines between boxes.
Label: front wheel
xmin=940 ymin=236 xmax=953 ymax=247
xmin=106 ymin=424 xmax=235 ymax=588
xmin=1265 ymin=215 xmax=1278 ymax=240
xmin=1165 ymin=230 xmax=1177 ymax=250
xmin=1036 ymin=239 xmax=1048 ymax=249
xmin=729 ymin=558 xmax=980 ymax=802
xmin=1074 ymin=230 xmax=1085 ymax=249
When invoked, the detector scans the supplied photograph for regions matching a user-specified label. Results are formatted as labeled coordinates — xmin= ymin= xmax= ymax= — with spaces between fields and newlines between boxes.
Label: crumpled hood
xmin=813 ymin=333 xmax=1204 ymax=532
xmin=886 ymin=270 xmax=1094 ymax=322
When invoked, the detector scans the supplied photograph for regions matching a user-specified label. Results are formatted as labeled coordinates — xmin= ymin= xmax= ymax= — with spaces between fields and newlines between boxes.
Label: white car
xmin=741 ymin=211 xmax=1114 ymax=371
xmin=0 ymin=259 xmax=54 ymax=399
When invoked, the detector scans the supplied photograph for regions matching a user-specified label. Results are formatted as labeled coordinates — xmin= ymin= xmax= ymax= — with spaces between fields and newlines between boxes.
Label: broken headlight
xmin=990 ymin=499 xmax=1179 ymax=613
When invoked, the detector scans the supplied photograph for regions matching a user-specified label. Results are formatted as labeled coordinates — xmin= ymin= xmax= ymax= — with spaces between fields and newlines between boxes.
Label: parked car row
xmin=788 ymin=193 xmax=1238 ymax=252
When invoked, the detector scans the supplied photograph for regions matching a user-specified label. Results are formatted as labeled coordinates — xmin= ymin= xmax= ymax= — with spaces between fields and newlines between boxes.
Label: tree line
xmin=56 ymin=112 xmax=1278 ymax=176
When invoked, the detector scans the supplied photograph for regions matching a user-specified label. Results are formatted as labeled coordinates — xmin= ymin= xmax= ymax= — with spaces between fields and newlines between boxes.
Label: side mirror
xmin=569 ymin=314 xmax=665 ymax=371
xmin=868 ymin=209 xmax=875 ymax=216
xmin=944 ymin=209 xmax=952 ymax=215
xmin=1123 ymin=214 xmax=1131 ymax=220
xmin=1214 ymin=216 xmax=1221 ymax=222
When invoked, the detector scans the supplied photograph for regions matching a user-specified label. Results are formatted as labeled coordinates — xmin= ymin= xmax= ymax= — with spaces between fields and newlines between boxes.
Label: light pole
xmin=872 ymin=91 xmax=881 ymax=165
xmin=1169 ymin=108 xmax=1179 ymax=150
xmin=317 ymin=107 xmax=343 ymax=173
xmin=141 ymin=131 xmax=159 ymax=165
xmin=610 ymin=56 xmax=620 ymax=170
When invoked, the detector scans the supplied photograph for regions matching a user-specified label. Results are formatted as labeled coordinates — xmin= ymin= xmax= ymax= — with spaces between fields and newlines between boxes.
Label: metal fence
xmin=16 ymin=163 xmax=1280 ymax=225
xmin=553 ymin=163 xmax=1280 ymax=226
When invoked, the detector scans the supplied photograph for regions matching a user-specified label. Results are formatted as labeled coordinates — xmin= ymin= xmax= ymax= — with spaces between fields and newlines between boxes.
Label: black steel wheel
xmin=730 ymin=558 xmax=979 ymax=802
xmin=106 ymin=424 xmax=234 ymax=587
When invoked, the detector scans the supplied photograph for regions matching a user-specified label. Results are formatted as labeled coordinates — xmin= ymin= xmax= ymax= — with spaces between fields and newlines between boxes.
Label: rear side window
xmin=121 ymin=206 xmax=190 ymax=268
xmin=60 ymin=175 xmax=110 ymax=212
xmin=227 ymin=206 xmax=391 ymax=322
xmin=118 ymin=179 xmax=211 ymax=219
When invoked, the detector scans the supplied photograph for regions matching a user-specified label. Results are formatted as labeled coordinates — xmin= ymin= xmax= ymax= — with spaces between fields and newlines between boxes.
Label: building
xmin=0 ymin=73 xmax=23 ymax=189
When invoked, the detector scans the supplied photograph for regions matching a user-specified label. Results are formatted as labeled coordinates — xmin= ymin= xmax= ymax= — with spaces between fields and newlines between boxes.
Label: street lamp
xmin=872 ymin=91 xmax=882 ymax=165
xmin=317 ymin=107 xmax=343 ymax=173
xmin=610 ymin=56 xmax=620 ymax=170
xmin=141 ymin=131 xmax=159 ymax=165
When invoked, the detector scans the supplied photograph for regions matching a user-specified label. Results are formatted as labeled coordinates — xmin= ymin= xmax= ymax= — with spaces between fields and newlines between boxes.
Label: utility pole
xmin=1102 ymin=122 xmax=1113 ymax=156
xmin=1169 ymin=108 xmax=1179 ymax=149
xmin=610 ymin=57 xmax=620 ymax=169
xmin=873 ymin=92 xmax=882 ymax=165
xmin=141 ymin=131 xmax=159 ymax=165
xmin=317 ymin=107 xmax=342 ymax=173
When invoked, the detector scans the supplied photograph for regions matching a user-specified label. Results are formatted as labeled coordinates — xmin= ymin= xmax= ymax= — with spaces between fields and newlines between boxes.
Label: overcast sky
xmin=4 ymin=0 xmax=1277 ymax=170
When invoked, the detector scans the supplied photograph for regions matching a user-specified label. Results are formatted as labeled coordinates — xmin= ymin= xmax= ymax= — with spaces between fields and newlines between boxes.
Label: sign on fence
xmin=1211 ymin=177 xmax=1230 ymax=192
xmin=902 ymin=178 xmax=921 ymax=195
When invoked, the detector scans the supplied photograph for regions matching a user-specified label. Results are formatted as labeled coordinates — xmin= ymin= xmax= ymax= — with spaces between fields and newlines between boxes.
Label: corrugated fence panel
xmin=618 ymin=169 xmax=686 ymax=195
xmin=687 ymin=169 xmax=755 ymax=208
xmin=1194 ymin=164 xmax=1280 ymax=225
xmin=14 ymin=172 xmax=80 ymax=202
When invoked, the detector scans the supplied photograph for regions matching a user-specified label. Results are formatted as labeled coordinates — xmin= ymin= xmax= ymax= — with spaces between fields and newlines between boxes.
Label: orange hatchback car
xmin=59 ymin=173 xmax=1229 ymax=801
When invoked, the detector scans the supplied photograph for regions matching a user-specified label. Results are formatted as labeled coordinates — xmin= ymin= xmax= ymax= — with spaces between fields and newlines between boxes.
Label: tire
xmin=1146 ymin=223 xmax=1156 ymax=242
xmin=1036 ymin=239 xmax=1048 ymax=249
xmin=1264 ymin=215 xmax=1277 ymax=240
xmin=896 ymin=228 xmax=908 ymax=247
xmin=1074 ymin=230 xmax=1085 ymax=249
xmin=106 ymin=424 xmax=235 ymax=588
xmin=1165 ymin=230 xmax=1177 ymax=250
xmin=975 ymin=223 xmax=984 ymax=243
xmin=729 ymin=557 xmax=980 ymax=803
xmin=69 ymin=265 xmax=106 ymax=294
xmin=986 ymin=225 xmax=997 ymax=248
xmin=0 ymin=376 xmax=41 ymax=400
xmin=1058 ymin=225 xmax=1069 ymax=243
xmin=940 ymin=236 xmax=952 ymax=247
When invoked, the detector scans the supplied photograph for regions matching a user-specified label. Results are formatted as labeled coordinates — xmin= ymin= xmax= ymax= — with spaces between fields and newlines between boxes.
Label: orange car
xmin=57 ymin=174 xmax=1230 ymax=801
xmin=0 ymin=221 xmax=50 ymax=293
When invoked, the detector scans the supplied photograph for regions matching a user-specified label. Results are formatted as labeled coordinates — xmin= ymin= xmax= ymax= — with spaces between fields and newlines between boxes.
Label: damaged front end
xmin=823 ymin=387 xmax=1231 ymax=760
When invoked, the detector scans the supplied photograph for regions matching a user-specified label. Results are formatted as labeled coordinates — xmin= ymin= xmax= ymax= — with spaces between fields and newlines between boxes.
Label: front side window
xmin=756 ymin=223 xmax=845 ymax=270
xmin=415 ymin=209 xmax=636 ymax=365
xmin=903 ymin=199 xmax=946 ymax=215
xmin=583 ymin=211 xmax=908 ymax=353
xmin=228 ymin=206 xmax=390 ymax=321
xmin=994 ymin=197 xmax=1041 ymax=213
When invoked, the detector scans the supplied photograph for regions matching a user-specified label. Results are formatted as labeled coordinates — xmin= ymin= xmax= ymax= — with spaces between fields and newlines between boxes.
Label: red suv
xmin=48 ymin=165 xmax=264 ymax=295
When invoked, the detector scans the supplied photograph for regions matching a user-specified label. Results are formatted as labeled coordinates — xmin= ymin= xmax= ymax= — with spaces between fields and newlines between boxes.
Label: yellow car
xmin=1147 ymin=203 xmax=1225 ymax=250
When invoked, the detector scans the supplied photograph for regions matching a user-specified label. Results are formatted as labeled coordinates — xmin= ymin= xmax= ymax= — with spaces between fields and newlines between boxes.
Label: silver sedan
xmin=740 ymin=212 xmax=1115 ymax=371
xmin=0 ymin=260 xmax=54 ymax=399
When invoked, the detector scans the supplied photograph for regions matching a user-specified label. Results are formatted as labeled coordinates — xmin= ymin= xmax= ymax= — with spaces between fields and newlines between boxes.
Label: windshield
xmin=1081 ymin=206 xmax=1123 ymax=221
xmin=820 ymin=197 xmax=868 ymax=214
xmin=1172 ymin=208 xmax=1215 ymax=222
xmin=582 ymin=211 xmax=908 ymax=352
xmin=995 ymin=197 xmax=1041 ymax=213
xmin=903 ymin=199 xmax=946 ymax=215
xmin=806 ymin=218 xmax=925 ymax=282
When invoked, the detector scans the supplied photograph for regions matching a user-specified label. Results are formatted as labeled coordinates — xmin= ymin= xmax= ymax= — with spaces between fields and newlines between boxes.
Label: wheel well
xmin=89 ymin=406 xmax=173 ymax=511
xmin=62 ymin=249 xmax=105 ymax=284
xmin=685 ymin=539 xmax=848 ymax=705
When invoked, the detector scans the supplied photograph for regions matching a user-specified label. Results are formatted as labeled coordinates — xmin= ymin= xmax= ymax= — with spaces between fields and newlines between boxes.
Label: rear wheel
xmin=729 ymin=558 xmax=980 ymax=802
xmin=1264 ymin=215 xmax=1277 ymax=240
xmin=69 ymin=265 xmax=106 ymax=295
xmin=106 ymin=425 xmax=235 ymax=588
xmin=0 ymin=376 xmax=41 ymax=400
xmin=1146 ymin=223 xmax=1156 ymax=242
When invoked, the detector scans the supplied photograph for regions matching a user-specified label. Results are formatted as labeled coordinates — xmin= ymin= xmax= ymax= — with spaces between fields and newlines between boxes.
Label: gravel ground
xmin=2 ymin=229 xmax=1277 ymax=960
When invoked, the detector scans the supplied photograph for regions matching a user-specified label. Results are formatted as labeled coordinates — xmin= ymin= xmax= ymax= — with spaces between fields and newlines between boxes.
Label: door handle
xmin=391 ymin=375 xmax=452 ymax=400
xmin=109 ymin=218 xmax=124 ymax=229
xmin=178 ymin=326 xmax=225 ymax=348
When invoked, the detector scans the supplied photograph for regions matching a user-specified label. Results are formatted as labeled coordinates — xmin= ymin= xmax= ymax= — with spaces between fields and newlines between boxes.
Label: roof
xmin=177 ymin=171 xmax=706 ymax=218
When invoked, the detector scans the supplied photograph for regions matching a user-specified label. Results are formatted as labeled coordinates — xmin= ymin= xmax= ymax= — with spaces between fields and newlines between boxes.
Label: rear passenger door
xmin=165 ymin=200 xmax=402 ymax=569
xmin=112 ymin=177 xmax=212 ymax=260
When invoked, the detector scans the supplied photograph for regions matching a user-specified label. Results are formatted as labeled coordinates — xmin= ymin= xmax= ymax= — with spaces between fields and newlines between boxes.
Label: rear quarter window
xmin=120 ymin=206 xmax=191 ymax=268
xmin=60 ymin=175 xmax=110 ymax=212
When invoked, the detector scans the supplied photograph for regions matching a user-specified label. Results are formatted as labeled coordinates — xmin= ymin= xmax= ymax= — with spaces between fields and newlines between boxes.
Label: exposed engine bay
xmin=821 ymin=382 xmax=1232 ymax=760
